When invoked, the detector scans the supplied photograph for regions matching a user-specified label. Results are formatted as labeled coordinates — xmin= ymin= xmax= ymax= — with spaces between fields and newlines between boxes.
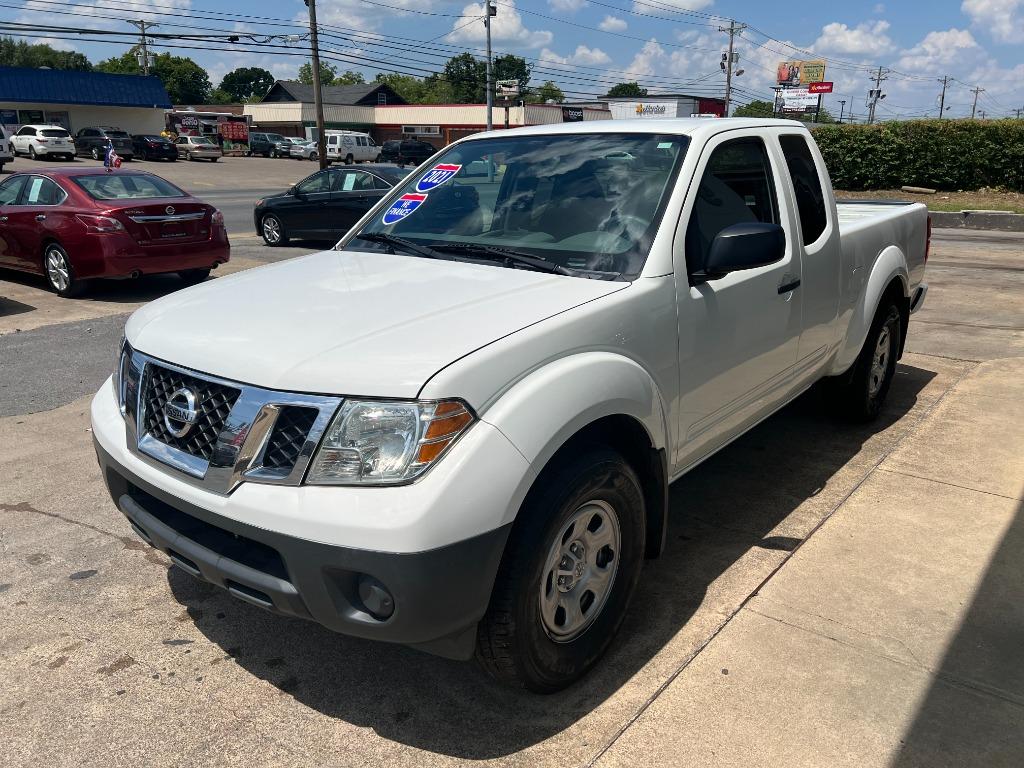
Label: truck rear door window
xmin=779 ymin=134 xmax=827 ymax=245
xmin=685 ymin=137 xmax=778 ymax=277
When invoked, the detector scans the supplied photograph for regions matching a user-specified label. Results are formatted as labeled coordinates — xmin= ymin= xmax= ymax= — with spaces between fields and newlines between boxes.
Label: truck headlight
xmin=306 ymin=399 xmax=474 ymax=485
xmin=113 ymin=337 xmax=131 ymax=415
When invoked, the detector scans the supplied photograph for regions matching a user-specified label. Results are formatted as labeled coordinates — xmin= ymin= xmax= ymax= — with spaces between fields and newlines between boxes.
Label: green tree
xmin=219 ymin=66 xmax=274 ymax=102
xmin=334 ymin=70 xmax=365 ymax=85
xmin=96 ymin=49 xmax=211 ymax=103
xmin=0 ymin=37 xmax=92 ymax=70
xmin=493 ymin=54 xmax=531 ymax=95
xmin=733 ymin=100 xmax=775 ymax=118
xmin=375 ymin=73 xmax=428 ymax=103
xmin=297 ymin=61 xmax=337 ymax=86
xmin=605 ymin=82 xmax=647 ymax=98
xmin=444 ymin=53 xmax=486 ymax=103
xmin=208 ymin=87 xmax=234 ymax=105
xmin=532 ymin=80 xmax=564 ymax=103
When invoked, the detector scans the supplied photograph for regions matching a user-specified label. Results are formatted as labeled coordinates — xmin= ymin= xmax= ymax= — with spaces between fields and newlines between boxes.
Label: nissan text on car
xmin=0 ymin=168 xmax=229 ymax=297
xmin=92 ymin=119 xmax=929 ymax=692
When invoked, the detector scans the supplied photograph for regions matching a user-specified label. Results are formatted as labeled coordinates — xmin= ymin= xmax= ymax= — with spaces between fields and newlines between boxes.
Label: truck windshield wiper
xmin=430 ymin=243 xmax=576 ymax=276
xmin=352 ymin=232 xmax=455 ymax=261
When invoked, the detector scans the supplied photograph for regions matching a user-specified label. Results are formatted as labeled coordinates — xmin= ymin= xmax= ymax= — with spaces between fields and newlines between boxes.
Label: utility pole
xmin=867 ymin=66 xmax=888 ymax=124
xmin=1015 ymin=107 xmax=1022 ymax=119
xmin=970 ymin=86 xmax=985 ymax=119
xmin=718 ymin=19 xmax=746 ymax=117
xmin=304 ymin=0 xmax=327 ymax=170
xmin=838 ymin=99 xmax=846 ymax=123
xmin=127 ymin=20 xmax=157 ymax=75
xmin=938 ymin=75 xmax=949 ymax=119
xmin=485 ymin=2 xmax=496 ymax=131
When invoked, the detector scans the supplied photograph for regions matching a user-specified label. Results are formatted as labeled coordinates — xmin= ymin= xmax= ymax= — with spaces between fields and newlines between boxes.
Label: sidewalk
xmin=595 ymin=357 xmax=1024 ymax=767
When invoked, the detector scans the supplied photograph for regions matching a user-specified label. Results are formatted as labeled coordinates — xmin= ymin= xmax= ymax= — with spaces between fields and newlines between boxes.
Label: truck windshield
xmin=345 ymin=133 xmax=689 ymax=280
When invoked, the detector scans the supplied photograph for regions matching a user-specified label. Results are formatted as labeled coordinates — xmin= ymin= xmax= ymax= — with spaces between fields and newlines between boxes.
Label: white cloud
xmin=34 ymin=37 xmax=78 ymax=52
xmin=548 ymin=0 xmax=587 ymax=11
xmin=540 ymin=45 xmax=611 ymax=65
xmin=632 ymin=0 xmax=713 ymax=12
xmin=961 ymin=0 xmax=1024 ymax=43
xmin=446 ymin=1 xmax=553 ymax=48
xmin=895 ymin=28 xmax=981 ymax=71
xmin=599 ymin=15 xmax=628 ymax=32
xmin=813 ymin=20 xmax=896 ymax=56
xmin=873 ymin=3 xmax=886 ymax=13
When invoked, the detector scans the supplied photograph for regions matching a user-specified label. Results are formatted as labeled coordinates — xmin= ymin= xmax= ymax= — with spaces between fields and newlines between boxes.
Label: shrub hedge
xmin=812 ymin=119 xmax=1024 ymax=192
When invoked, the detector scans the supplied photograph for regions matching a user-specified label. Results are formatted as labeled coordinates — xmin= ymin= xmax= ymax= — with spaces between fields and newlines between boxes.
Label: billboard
xmin=777 ymin=60 xmax=826 ymax=86
xmin=781 ymin=88 xmax=819 ymax=113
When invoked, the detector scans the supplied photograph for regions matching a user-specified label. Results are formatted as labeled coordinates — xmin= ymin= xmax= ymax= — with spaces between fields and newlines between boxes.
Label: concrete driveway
xmin=1 ymin=227 xmax=1022 ymax=767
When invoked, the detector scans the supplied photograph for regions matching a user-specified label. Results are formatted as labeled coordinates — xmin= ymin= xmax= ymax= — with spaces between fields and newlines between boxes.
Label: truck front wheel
xmin=829 ymin=299 xmax=901 ymax=422
xmin=476 ymin=446 xmax=645 ymax=692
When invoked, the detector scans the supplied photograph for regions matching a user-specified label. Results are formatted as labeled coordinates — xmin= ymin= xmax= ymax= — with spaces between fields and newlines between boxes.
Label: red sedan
xmin=0 ymin=167 xmax=230 ymax=297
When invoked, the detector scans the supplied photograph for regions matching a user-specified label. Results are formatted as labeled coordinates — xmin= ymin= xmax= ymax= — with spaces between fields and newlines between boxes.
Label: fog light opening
xmin=357 ymin=574 xmax=395 ymax=621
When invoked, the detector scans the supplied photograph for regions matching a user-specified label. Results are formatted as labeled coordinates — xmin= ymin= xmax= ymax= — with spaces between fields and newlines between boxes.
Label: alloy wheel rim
xmin=539 ymin=499 xmax=621 ymax=642
xmin=263 ymin=217 xmax=281 ymax=243
xmin=869 ymin=325 xmax=892 ymax=397
xmin=46 ymin=248 xmax=70 ymax=292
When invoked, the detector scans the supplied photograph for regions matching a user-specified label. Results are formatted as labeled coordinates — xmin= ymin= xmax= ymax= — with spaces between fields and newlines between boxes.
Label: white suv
xmin=11 ymin=124 xmax=75 ymax=160
xmin=325 ymin=131 xmax=379 ymax=164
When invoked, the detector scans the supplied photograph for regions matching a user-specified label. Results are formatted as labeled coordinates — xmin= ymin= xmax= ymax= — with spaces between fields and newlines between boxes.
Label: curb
xmin=928 ymin=210 xmax=1024 ymax=232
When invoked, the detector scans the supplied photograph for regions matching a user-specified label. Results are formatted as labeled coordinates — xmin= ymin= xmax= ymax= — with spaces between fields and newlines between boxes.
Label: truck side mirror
xmin=694 ymin=222 xmax=786 ymax=282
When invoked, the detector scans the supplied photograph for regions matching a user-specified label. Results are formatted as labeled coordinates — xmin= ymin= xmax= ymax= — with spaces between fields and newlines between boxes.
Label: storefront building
xmin=0 ymin=66 xmax=170 ymax=138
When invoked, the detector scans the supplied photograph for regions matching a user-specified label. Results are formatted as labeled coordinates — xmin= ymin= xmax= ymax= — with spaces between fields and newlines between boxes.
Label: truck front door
xmin=674 ymin=132 xmax=803 ymax=468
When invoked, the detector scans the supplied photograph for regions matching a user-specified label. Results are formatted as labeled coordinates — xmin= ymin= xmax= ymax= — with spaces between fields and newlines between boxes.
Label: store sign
xmin=496 ymin=79 xmax=520 ymax=97
xmin=635 ymin=103 xmax=668 ymax=116
xmin=808 ymin=81 xmax=834 ymax=94
xmin=561 ymin=107 xmax=584 ymax=122
xmin=776 ymin=60 xmax=827 ymax=86
xmin=180 ymin=115 xmax=201 ymax=130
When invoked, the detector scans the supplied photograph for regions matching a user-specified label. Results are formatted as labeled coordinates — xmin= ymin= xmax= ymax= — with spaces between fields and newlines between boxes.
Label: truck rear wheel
xmin=829 ymin=299 xmax=901 ymax=422
xmin=476 ymin=446 xmax=645 ymax=692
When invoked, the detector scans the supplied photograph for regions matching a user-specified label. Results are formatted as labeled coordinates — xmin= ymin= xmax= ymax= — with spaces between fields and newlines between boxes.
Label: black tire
xmin=828 ymin=299 xmax=902 ymax=422
xmin=269 ymin=148 xmax=278 ymax=158
xmin=187 ymin=152 xmax=195 ymax=161
xmin=90 ymin=146 xmax=100 ymax=160
xmin=374 ymin=154 xmax=382 ymax=163
xmin=210 ymin=157 xmax=218 ymax=162
xmin=345 ymin=153 xmax=354 ymax=165
xmin=476 ymin=446 xmax=646 ymax=692
xmin=260 ymin=213 xmax=288 ymax=246
xmin=43 ymin=242 xmax=86 ymax=298
xmin=138 ymin=149 xmax=147 ymax=160
xmin=29 ymin=146 xmax=37 ymax=160
xmin=178 ymin=268 xmax=211 ymax=286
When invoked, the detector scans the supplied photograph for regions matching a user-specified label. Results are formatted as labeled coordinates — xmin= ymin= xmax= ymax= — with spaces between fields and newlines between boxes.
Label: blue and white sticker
xmin=382 ymin=193 xmax=428 ymax=225
xmin=415 ymin=163 xmax=462 ymax=193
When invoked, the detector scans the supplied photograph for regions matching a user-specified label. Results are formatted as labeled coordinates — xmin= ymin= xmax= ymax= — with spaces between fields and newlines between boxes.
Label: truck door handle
xmin=35 ymin=214 xmax=46 ymax=221
xmin=778 ymin=278 xmax=800 ymax=294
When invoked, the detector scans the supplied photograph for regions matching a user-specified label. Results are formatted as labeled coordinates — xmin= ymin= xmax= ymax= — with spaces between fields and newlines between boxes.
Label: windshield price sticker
xmin=415 ymin=164 xmax=462 ymax=193
xmin=382 ymin=193 xmax=428 ymax=225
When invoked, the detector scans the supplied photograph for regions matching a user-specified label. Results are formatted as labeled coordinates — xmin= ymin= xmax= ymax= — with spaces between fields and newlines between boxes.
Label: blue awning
xmin=0 ymin=66 xmax=172 ymax=108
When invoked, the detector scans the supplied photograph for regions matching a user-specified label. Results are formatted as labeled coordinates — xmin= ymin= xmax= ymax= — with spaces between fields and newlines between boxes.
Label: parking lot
xmin=1 ymin=156 xmax=1023 ymax=767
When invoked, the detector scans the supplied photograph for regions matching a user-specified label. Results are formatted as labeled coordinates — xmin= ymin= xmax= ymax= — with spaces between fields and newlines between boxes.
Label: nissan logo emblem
xmin=166 ymin=205 xmax=176 ymax=215
xmin=163 ymin=387 xmax=198 ymax=438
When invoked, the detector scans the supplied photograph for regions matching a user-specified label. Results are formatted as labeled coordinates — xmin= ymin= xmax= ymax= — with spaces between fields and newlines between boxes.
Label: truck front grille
xmin=143 ymin=364 xmax=240 ymax=461
xmin=262 ymin=406 xmax=319 ymax=472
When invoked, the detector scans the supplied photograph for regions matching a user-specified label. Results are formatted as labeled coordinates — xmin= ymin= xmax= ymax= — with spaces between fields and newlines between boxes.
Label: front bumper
xmin=96 ymin=440 xmax=509 ymax=659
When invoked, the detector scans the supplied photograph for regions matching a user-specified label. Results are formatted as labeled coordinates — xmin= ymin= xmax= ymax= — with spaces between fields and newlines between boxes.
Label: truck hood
xmin=126 ymin=249 xmax=626 ymax=398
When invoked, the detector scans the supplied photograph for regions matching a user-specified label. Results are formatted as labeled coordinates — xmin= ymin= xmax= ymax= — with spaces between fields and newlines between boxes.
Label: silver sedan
xmin=289 ymin=140 xmax=320 ymax=161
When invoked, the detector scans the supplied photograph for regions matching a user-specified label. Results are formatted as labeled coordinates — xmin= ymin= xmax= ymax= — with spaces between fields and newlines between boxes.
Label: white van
xmin=324 ymin=130 xmax=379 ymax=164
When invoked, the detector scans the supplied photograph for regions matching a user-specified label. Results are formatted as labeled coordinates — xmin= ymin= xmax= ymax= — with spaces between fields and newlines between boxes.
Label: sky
xmin=9 ymin=0 xmax=1024 ymax=119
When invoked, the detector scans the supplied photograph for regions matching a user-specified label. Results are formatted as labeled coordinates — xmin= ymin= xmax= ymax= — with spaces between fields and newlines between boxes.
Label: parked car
xmin=249 ymin=132 xmax=291 ymax=158
xmin=0 ymin=126 xmax=11 ymax=172
xmin=132 ymin=134 xmax=178 ymax=161
xmin=378 ymin=138 xmax=436 ymax=166
xmin=325 ymin=130 xmax=379 ymax=164
xmin=289 ymin=139 xmax=319 ymax=161
xmin=10 ymin=125 xmax=75 ymax=161
xmin=75 ymin=127 xmax=134 ymax=161
xmin=175 ymin=135 xmax=222 ymax=162
xmin=254 ymin=164 xmax=407 ymax=245
xmin=0 ymin=167 xmax=229 ymax=297
xmin=92 ymin=119 xmax=929 ymax=691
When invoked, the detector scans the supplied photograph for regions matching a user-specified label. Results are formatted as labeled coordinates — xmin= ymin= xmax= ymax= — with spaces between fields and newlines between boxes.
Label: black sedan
xmin=132 ymin=135 xmax=178 ymax=161
xmin=254 ymin=164 xmax=409 ymax=245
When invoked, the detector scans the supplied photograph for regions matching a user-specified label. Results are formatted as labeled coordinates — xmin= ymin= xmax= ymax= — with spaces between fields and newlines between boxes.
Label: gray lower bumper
xmin=96 ymin=440 xmax=510 ymax=660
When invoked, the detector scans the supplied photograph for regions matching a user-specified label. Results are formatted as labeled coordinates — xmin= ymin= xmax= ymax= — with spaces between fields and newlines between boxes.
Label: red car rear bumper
xmin=74 ymin=230 xmax=231 ymax=279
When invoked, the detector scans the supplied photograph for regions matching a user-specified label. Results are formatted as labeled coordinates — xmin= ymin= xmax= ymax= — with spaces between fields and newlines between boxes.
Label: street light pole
xmin=485 ymin=2 xmax=496 ymax=131
xmin=128 ymin=20 xmax=157 ymax=75
xmin=838 ymin=99 xmax=846 ymax=123
xmin=718 ymin=19 xmax=746 ymax=117
xmin=305 ymin=0 xmax=327 ymax=170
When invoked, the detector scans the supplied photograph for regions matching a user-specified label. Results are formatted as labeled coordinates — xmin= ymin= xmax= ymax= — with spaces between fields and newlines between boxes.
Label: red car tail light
xmin=76 ymin=214 xmax=125 ymax=234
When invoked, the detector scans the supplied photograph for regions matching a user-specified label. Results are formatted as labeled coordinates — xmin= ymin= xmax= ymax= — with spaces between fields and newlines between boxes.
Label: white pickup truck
xmin=92 ymin=119 xmax=929 ymax=692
